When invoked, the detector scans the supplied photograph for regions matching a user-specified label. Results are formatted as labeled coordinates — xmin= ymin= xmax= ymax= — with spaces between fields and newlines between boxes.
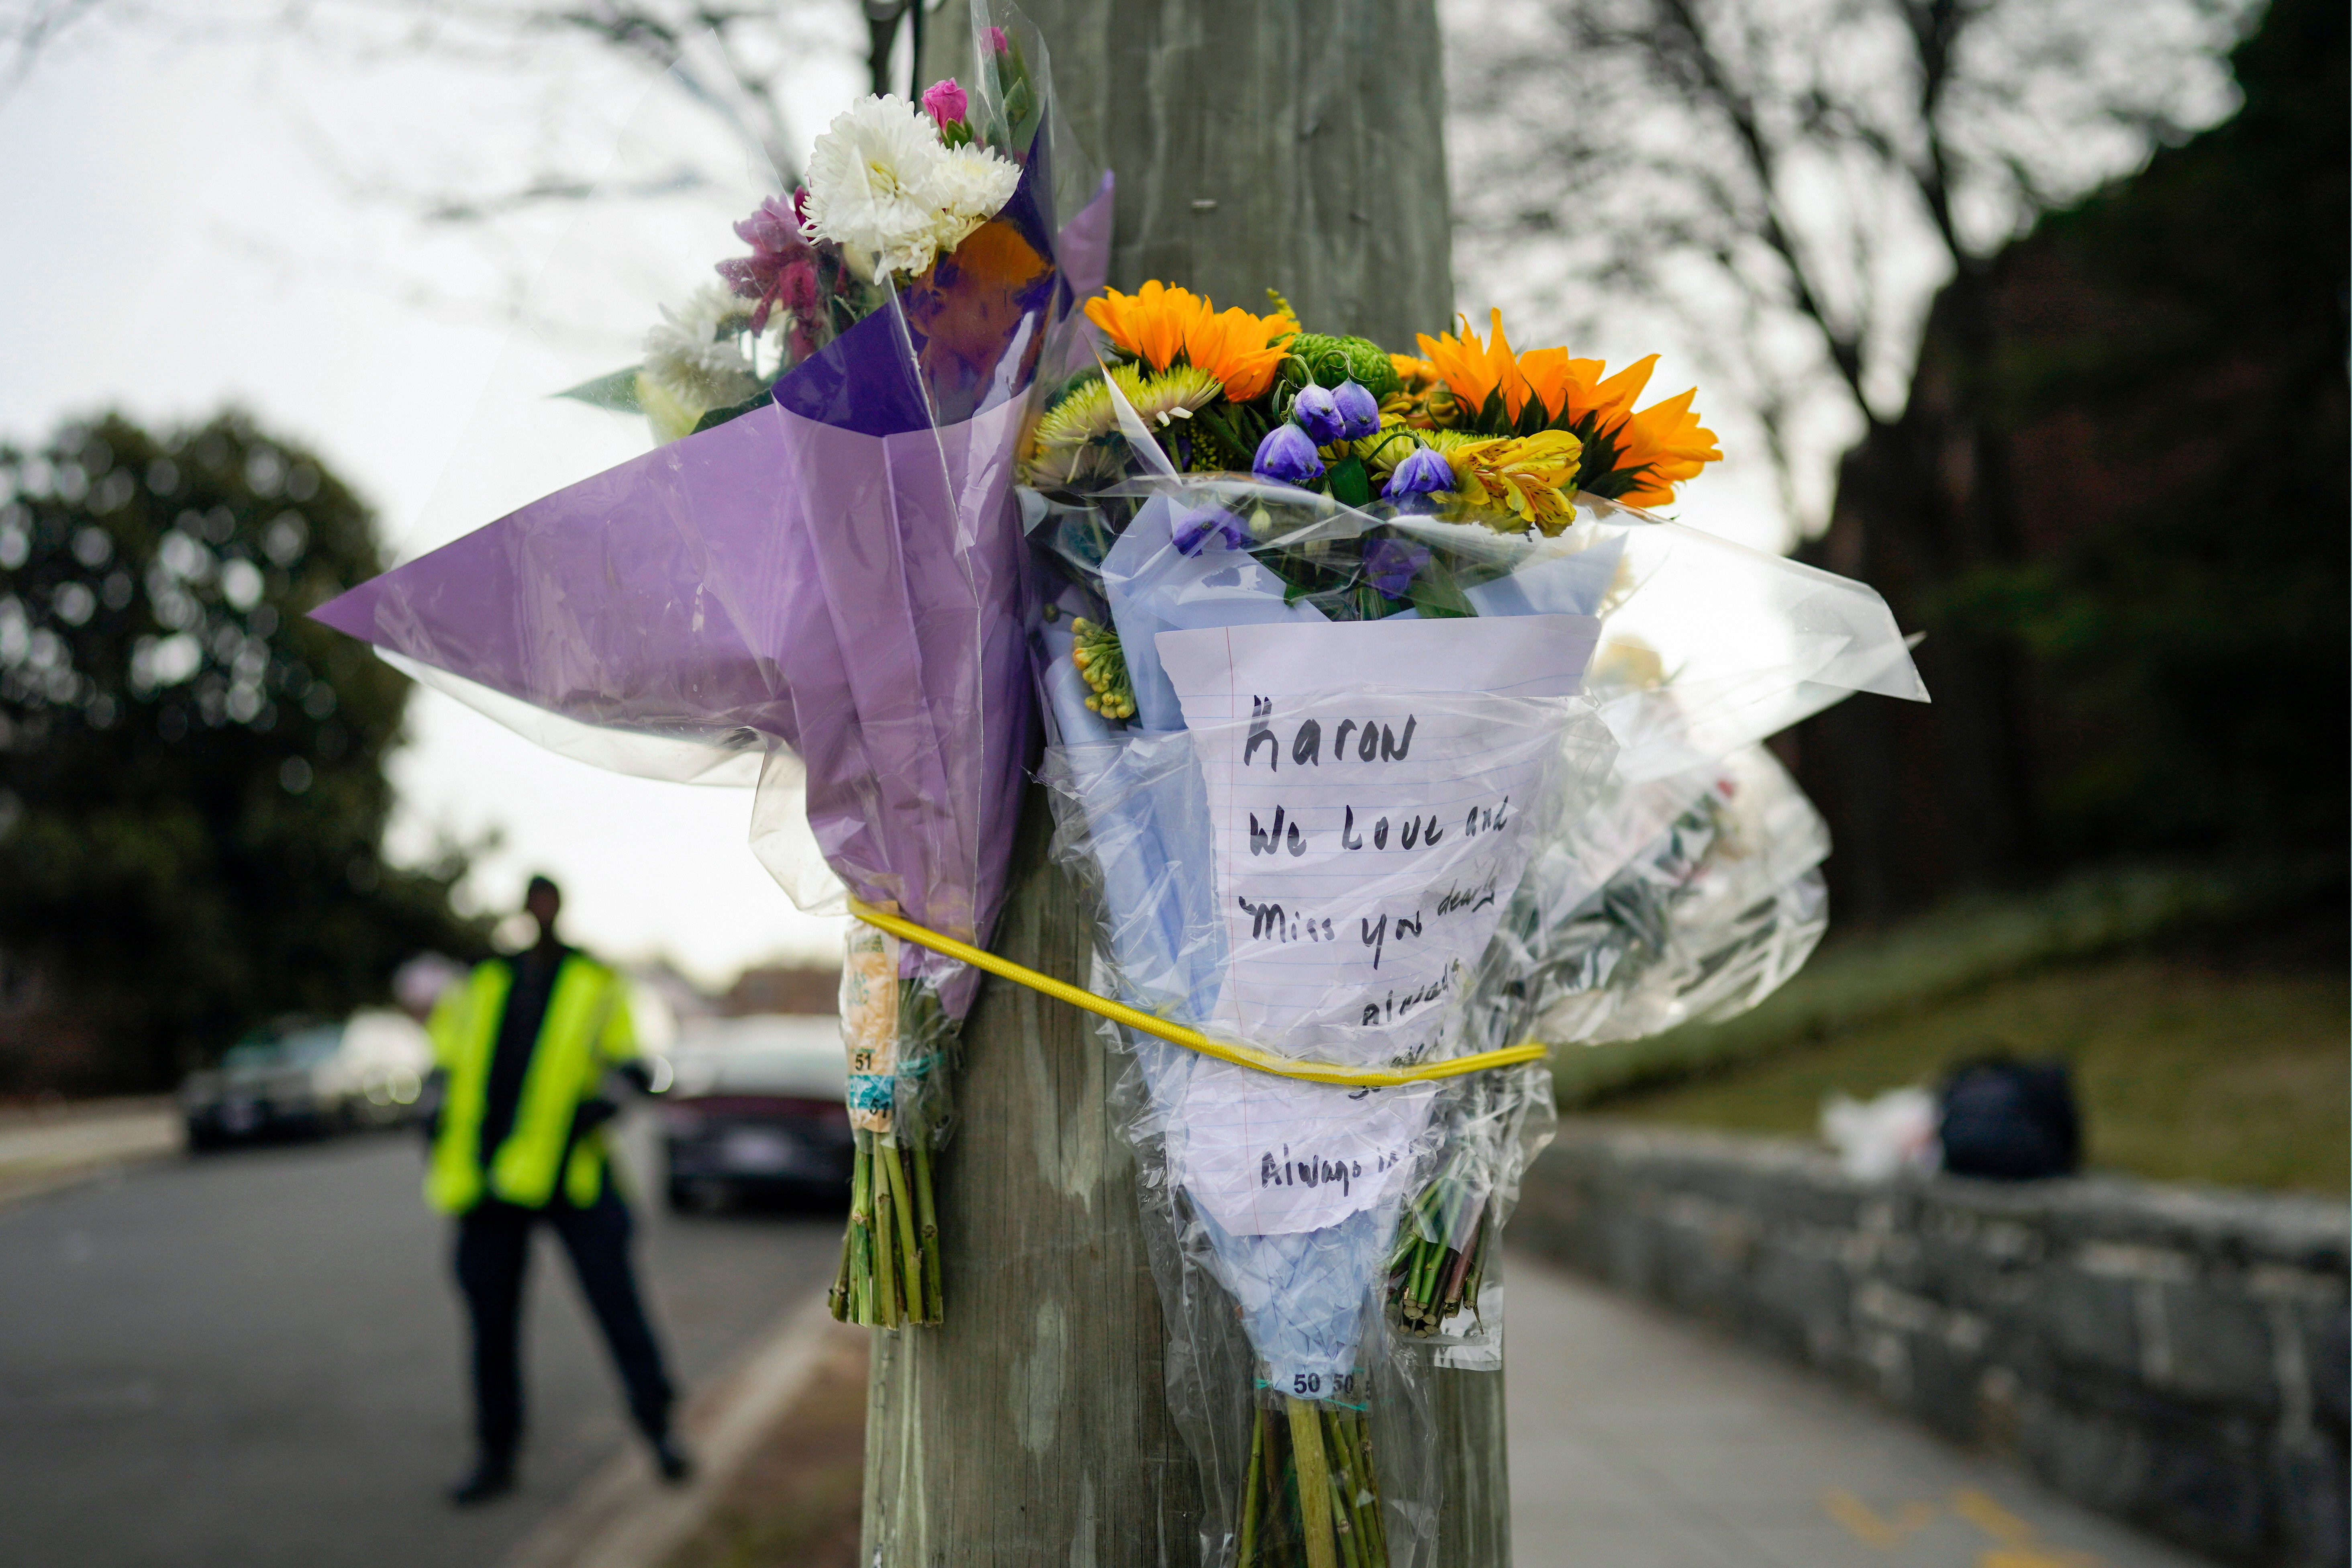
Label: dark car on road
xmin=661 ymin=1015 xmax=850 ymax=1211
xmin=180 ymin=1012 xmax=433 ymax=1148
xmin=182 ymin=1023 xmax=348 ymax=1148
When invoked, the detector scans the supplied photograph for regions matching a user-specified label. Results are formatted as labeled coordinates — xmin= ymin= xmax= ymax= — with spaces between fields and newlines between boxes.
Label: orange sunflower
xmin=1610 ymin=389 xmax=1722 ymax=508
xmin=1084 ymin=283 xmax=1294 ymax=402
xmin=1085 ymin=280 xmax=1200 ymax=372
xmin=1182 ymin=304 xmax=1294 ymax=402
xmin=1415 ymin=310 xmax=1531 ymax=422
xmin=1519 ymin=350 xmax=1660 ymax=431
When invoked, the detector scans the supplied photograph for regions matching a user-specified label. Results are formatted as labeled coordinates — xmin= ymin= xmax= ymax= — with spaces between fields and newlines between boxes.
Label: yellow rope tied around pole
xmin=847 ymin=898 xmax=1551 ymax=1089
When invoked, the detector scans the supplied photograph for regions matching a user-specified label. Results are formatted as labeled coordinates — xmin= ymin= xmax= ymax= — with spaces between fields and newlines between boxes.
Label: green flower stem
xmin=1329 ymin=1468 xmax=1363 ymax=1568
xmin=881 ymin=1135 xmax=926 ymax=1318
xmin=1238 ymin=1404 xmax=1266 ymax=1567
xmin=846 ymin=1131 xmax=875 ymax=1325
xmin=912 ymin=1134 xmax=944 ymax=1323
xmin=1286 ymin=1396 xmax=1339 ymax=1568
xmin=1342 ymin=1405 xmax=1387 ymax=1566
xmin=828 ymin=1209 xmax=853 ymax=1320
xmin=1439 ymin=1192 xmax=1487 ymax=1315
xmin=872 ymin=1144 xmax=899 ymax=1330
xmin=1412 ymin=1236 xmax=1445 ymax=1318
xmin=1320 ymin=1408 xmax=1364 ymax=1568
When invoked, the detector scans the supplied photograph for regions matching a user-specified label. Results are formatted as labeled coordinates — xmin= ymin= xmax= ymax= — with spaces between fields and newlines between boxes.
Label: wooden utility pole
xmin=862 ymin=7 xmax=1487 ymax=1564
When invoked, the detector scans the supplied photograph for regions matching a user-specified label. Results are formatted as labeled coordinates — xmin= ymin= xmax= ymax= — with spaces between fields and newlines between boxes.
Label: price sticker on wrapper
xmin=841 ymin=923 xmax=901 ymax=1134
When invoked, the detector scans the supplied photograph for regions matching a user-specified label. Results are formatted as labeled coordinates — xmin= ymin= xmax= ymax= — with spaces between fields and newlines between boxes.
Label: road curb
xmin=498 ymin=1290 xmax=860 ymax=1568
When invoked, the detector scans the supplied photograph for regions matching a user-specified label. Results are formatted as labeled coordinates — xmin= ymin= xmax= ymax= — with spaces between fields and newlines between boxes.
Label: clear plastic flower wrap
xmin=311 ymin=2 xmax=1106 ymax=1329
xmin=1021 ymin=321 xmax=1925 ymax=1555
xmin=1523 ymin=742 xmax=1831 ymax=1048
xmin=1042 ymin=676 xmax=1618 ymax=1568
xmin=1387 ymin=742 xmax=1828 ymax=1360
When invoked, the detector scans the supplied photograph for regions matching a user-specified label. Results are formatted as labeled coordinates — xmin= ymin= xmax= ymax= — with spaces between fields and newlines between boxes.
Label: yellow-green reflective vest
xmin=425 ymin=954 xmax=637 ymax=1214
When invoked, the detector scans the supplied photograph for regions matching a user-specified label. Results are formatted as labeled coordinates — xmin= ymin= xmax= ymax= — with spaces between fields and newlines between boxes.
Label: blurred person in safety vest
xmin=423 ymin=874 xmax=689 ymax=1505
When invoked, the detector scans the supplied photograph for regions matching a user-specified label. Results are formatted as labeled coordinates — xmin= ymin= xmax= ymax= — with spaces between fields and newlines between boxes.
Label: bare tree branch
xmin=1 ymin=0 xmax=113 ymax=98
xmin=1448 ymin=0 xmax=2258 ymax=531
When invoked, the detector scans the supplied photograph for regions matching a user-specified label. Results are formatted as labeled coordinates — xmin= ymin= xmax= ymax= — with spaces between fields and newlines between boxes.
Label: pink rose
xmin=921 ymin=78 xmax=968 ymax=131
xmin=983 ymin=26 xmax=1009 ymax=52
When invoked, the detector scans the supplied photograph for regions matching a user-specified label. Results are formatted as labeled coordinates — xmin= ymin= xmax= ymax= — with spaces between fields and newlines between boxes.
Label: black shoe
xmin=651 ymin=1435 xmax=694 ymax=1485
xmin=447 ymin=1455 xmax=515 ymax=1507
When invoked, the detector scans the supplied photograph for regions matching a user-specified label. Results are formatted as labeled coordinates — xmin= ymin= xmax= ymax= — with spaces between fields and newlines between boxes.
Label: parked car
xmin=181 ymin=1021 xmax=348 ymax=1148
xmin=661 ymin=1015 xmax=850 ymax=1211
xmin=180 ymin=1009 xmax=435 ymax=1147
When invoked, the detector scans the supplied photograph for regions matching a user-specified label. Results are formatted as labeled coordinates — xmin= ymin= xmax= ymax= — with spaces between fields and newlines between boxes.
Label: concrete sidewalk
xmin=1505 ymin=1252 xmax=2214 ymax=1568
xmin=0 ymin=1098 xmax=179 ymax=1205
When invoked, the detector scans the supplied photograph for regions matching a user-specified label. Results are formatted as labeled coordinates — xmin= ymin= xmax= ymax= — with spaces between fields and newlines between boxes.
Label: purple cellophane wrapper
xmin=315 ymin=153 xmax=1112 ymax=1021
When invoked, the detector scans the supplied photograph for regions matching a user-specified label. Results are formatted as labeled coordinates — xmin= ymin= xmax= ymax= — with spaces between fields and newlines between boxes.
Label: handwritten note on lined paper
xmin=1153 ymin=613 xmax=1599 ymax=1235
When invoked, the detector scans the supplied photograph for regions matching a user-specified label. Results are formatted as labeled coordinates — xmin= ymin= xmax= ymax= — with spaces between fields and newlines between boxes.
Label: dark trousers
xmin=453 ymin=1188 xmax=674 ymax=1460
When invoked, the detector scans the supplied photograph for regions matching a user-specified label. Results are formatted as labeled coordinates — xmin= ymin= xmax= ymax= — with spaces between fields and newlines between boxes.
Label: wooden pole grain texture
xmin=863 ymin=7 xmax=1505 ymax=1565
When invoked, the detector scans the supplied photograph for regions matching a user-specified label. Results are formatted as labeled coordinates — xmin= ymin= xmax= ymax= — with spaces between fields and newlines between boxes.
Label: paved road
xmin=1507 ymin=1252 xmax=2214 ymax=1568
xmin=0 ymin=1118 xmax=841 ymax=1568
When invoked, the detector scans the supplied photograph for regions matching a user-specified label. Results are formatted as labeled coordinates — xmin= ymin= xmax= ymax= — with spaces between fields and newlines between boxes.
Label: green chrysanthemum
xmin=1033 ymin=374 xmax=1117 ymax=450
xmin=1124 ymin=363 xmax=1223 ymax=429
xmin=1283 ymin=333 xmax=1401 ymax=400
xmin=1031 ymin=363 xmax=1225 ymax=452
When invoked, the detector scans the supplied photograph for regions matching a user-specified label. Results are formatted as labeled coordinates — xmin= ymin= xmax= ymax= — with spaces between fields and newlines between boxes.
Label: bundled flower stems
xmin=827 ymin=934 xmax=951 ymax=1327
xmin=1239 ymin=1392 xmax=1386 ymax=1568
xmin=1388 ymin=1147 xmax=1491 ymax=1339
xmin=311 ymin=7 xmax=1097 ymax=1335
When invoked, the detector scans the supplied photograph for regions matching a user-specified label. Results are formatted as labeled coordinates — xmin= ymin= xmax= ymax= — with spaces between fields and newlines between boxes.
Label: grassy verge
xmin=1586 ymin=908 xmax=2347 ymax=1194
xmin=662 ymin=1327 xmax=868 ymax=1568
xmin=1550 ymin=857 xmax=2339 ymax=1108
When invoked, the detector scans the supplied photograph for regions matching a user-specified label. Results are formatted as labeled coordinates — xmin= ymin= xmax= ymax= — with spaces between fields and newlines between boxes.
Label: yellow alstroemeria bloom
xmin=1443 ymin=429 xmax=1584 ymax=535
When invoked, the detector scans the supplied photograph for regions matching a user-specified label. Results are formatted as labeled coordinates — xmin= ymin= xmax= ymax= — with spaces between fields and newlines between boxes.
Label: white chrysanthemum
xmin=802 ymin=95 xmax=956 ymax=278
xmin=642 ymin=282 xmax=763 ymax=412
xmin=927 ymin=141 xmax=1023 ymax=254
xmin=803 ymin=95 xmax=1023 ymax=278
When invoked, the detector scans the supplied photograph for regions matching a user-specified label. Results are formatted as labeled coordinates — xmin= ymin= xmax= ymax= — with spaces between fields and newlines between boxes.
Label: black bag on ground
xmin=1938 ymin=1056 xmax=2081 ymax=1180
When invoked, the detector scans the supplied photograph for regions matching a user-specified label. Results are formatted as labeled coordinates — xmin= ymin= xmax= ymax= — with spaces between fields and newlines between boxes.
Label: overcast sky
xmin=0 ymin=4 xmax=1790 ymax=988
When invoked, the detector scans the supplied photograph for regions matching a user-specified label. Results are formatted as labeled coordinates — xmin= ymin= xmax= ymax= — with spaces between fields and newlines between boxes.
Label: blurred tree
xmin=1454 ymin=0 xmax=2256 ymax=523
xmin=1791 ymin=0 xmax=2347 ymax=915
xmin=1454 ymin=0 xmax=2269 ymax=903
xmin=0 ymin=410 xmax=487 ymax=1093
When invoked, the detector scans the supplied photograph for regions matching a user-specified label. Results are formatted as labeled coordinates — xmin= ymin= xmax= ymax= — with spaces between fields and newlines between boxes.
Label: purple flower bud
xmin=1332 ymin=380 xmax=1381 ymax=440
xmin=1253 ymin=423 xmax=1326 ymax=487
xmin=1382 ymin=445 xmax=1455 ymax=506
xmin=1363 ymin=538 xmax=1432 ymax=600
xmin=1172 ymin=504 xmax=1250 ymax=556
xmin=1289 ymin=384 xmax=1346 ymax=445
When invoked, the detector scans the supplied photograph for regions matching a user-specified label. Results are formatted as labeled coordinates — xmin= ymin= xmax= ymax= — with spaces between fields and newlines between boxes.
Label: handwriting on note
xmin=1154 ymin=614 xmax=1600 ymax=1235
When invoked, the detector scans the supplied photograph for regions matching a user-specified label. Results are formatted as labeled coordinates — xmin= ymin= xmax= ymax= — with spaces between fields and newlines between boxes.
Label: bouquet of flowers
xmin=313 ymin=7 xmax=1102 ymax=1331
xmin=1021 ymin=286 xmax=1926 ymax=1563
